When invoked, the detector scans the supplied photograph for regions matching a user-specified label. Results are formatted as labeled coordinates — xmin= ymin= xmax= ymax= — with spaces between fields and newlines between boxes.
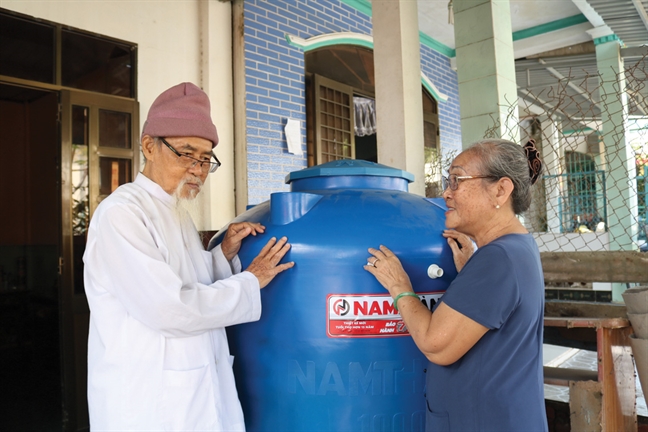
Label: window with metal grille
xmin=561 ymin=151 xmax=606 ymax=233
xmin=314 ymin=74 xmax=355 ymax=164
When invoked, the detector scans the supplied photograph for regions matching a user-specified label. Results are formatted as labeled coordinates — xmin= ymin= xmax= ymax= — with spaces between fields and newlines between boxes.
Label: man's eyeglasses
xmin=442 ymin=174 xmax=497 ymax=191
xmin=159 ymin=137 xmax=221 ymax=174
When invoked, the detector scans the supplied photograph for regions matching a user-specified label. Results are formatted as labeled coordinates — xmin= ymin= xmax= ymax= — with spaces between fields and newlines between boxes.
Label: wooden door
xmin=313 ymin=74 xmax=355 ymax=164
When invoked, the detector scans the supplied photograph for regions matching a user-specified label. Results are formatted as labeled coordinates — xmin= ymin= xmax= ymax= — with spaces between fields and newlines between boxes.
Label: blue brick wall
xmin=244 ymin=0 xmax=462 ymax=204
xmin=420 ymin=45 xmax=463 ymax=158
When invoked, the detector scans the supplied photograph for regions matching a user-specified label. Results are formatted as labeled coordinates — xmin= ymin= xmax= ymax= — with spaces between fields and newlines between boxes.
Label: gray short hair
xmin=141 ymin=137 xmax=163 ymax=163
xmin=466 ymin=139 xmax=539 ymax=215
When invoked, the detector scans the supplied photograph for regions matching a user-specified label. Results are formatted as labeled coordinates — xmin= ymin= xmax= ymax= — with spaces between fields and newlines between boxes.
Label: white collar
xmin=134 ymin=172 xmax=176 ymax=207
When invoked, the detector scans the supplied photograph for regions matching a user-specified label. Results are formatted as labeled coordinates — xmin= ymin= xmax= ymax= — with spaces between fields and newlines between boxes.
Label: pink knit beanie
xmin=141 ymin=82 xmax=219 ymax=147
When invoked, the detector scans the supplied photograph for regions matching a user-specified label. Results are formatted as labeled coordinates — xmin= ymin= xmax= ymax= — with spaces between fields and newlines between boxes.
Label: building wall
xmin=3 ymin=0 xmax=464 ymax=215
xmin=420 ymin=46 xmax=462 ymax=157
xmin=1 ymin=1 xmax=235 ymax=230
xmin=243 ymin=0 xmax=462 ymax=204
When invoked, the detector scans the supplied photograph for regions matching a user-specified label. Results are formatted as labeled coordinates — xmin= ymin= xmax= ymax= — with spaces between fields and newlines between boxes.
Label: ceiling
xmin=416 ymin=0 xmax=648 ymax=54
xmin=413 ymin=0 xmax=648 ymax=131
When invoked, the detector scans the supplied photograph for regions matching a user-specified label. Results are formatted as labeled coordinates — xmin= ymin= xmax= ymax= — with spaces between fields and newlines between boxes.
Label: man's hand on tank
xmin=246 ymin=236 xmax=294 ymax=289
xmin=221 ymin=222 xmax=266 ymax=261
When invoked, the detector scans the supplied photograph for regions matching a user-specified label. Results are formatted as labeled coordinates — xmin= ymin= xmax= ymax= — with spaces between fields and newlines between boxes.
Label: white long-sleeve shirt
xmin=83 ymin=173 xmax=261 ymax=431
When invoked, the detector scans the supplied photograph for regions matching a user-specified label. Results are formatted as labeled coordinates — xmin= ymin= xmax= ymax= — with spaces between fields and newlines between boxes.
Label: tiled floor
xmin=543 ymin=345 xmax=647 ymax=417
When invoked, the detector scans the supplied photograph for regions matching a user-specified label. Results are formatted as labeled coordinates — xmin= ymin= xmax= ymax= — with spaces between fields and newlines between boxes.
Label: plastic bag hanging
xmin=354 ymin=96 xmax=377 ymax=137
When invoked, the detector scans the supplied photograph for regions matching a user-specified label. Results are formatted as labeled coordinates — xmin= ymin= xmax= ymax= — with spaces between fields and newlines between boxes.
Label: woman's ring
xmin=366 ymin=261 xmax=374 ymax=267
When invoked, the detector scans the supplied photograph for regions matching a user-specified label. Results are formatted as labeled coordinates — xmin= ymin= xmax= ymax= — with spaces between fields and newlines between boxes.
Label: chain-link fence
xmin=517 ymin=54 xmax=647 ymax=257
xmin=429 ymin=53 xmax=648 ymax=258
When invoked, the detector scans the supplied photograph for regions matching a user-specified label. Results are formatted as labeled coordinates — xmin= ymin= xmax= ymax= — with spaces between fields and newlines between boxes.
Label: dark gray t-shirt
xmin=426 ymin=233 xmax=548 ymax=432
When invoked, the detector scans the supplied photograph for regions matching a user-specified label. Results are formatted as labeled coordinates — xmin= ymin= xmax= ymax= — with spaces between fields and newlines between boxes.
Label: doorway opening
xmin=0 ymin=83 xmax=62 ymax=430
xmin=1 ymin=9 xmax=139 ymax=430
xmin=304 ymin=44 xmax=439 ymax=170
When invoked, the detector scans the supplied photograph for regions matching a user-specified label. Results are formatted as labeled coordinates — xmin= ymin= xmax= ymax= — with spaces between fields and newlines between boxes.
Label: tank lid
xmin=285 ymin=160 xmax=414 ymax=184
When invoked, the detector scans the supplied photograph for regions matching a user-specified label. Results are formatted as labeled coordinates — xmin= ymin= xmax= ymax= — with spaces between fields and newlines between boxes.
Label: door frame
xmin=59 ymin=89 xmax=139 ymax=431
xmin=312 ymin=74 xmax=356 ymax=165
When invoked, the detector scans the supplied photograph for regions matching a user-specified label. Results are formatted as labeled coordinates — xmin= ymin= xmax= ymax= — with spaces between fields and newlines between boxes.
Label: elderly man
xmin=83 ymin=82 xmax=293 ymax=431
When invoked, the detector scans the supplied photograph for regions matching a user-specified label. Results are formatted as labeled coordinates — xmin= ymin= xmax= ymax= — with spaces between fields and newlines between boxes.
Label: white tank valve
xmin=427 ymin=264 xmax=444 ymax=279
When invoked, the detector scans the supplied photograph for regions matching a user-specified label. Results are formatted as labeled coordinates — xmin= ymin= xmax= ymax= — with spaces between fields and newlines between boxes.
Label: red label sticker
xmin=326 ymin=292 xmax=444 ymax=338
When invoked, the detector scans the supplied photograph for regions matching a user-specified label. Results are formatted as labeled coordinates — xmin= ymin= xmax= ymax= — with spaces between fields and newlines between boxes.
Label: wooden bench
xmin=541 ymin=251 xmax=648 ymax=431
xmin=543 ymin=315 xmax=635 ymax=431
xmin=543 ymin=364 xmax=598 ymax=386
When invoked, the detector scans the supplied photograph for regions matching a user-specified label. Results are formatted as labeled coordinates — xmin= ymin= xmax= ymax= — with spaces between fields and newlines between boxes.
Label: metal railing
xmin=543 ymin=171 xmax=608 ymax=234
xmin=542 ymin=171 xmax=646 ymax=239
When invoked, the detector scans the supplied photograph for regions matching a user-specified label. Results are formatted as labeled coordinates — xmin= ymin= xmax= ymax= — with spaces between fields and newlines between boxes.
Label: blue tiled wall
xmin=244 ymin=0 xmax=462 ymax=204
xmin=420 ymin=46 xmax=463 ymax=157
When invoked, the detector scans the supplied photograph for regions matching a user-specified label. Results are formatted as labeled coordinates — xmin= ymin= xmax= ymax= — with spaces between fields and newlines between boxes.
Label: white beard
xmin=172 ymin=176 xmax=203 ymax=221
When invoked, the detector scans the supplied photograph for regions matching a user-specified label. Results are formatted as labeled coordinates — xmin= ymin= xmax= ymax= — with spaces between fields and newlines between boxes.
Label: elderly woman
xmin=365 ymin=139 xmax=547 ymax=432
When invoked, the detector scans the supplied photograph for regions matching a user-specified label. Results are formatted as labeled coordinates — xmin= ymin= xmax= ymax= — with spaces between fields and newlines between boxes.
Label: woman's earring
xmin=495 ymin=204 xmax=500 ymax=209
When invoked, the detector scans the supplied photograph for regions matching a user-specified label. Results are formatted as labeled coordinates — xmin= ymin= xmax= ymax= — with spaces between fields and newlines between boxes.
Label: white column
xmin=198 ymin=0 xmax=237 ymax=230
xmin=373 ymin=0 xmax=426 ymax=196
xmin=541 ymin=115 xmax=563 ymax=233
xmin=453 ymin=0 xmax=519 ymax=148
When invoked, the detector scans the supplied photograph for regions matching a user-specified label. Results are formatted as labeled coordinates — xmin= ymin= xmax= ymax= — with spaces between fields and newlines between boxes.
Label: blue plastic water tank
xmin=208 ymin=160 xmax=457 ymax=432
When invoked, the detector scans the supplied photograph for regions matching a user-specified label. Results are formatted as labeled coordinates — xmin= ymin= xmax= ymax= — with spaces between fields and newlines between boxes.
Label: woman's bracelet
xmin=393 ymin=291 xmax=419 ymax=312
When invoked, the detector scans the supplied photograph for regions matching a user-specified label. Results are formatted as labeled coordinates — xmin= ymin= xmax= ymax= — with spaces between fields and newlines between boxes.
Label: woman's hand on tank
xmin=364 ymin=245 xmax=413 ymax=296
xmin=245 ymin=236 xmax=294 ymax=289
xmin=442 ymin=230 xmax=474 ymax=272
xmin=221 ymin=222 xmax=266 ymax=262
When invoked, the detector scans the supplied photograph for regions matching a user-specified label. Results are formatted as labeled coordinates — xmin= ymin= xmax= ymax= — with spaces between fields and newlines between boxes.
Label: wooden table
xmin=544 ymin=316 xmax=636 ymax=432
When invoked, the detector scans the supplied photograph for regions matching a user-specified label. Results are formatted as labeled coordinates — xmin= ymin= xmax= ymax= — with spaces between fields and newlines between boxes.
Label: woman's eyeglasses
xmin=442 ymin=174 xmax=497 ymax=191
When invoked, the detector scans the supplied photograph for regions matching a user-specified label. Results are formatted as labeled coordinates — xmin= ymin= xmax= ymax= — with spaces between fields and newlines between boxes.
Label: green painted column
xmin=589 ymin=29 xmax=639 ymax=301
xmin=453 ymin=0 xmax=519 ymax=149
